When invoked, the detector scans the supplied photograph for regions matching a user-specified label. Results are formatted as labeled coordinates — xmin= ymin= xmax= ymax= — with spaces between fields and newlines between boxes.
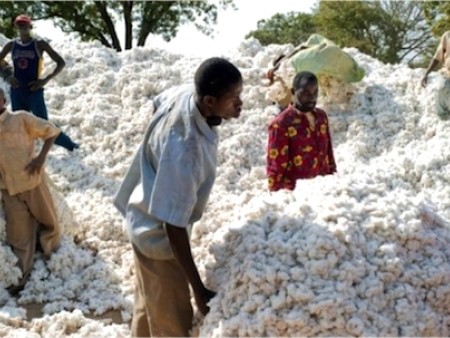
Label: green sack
xmin=290 ymin=34 xmax=365 ymax=83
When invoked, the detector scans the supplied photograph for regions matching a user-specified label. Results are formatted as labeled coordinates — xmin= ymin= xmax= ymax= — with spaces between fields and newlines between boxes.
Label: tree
xmin=244 ymin=0 xmax=435 ymax=65
xmin=245 ymin=12 xmax=315 ymax=46
xmin=0 ymin=0 xmax=233 ymax=51
xmin=422 ymin=1 xmax=450 ymax=37
xmin=315 ymin=0 xmax=435 ymax=64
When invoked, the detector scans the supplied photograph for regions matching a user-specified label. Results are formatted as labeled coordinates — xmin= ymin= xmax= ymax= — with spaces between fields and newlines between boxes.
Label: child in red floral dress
xmin=266 ymin=71 xmax=336 ymax=192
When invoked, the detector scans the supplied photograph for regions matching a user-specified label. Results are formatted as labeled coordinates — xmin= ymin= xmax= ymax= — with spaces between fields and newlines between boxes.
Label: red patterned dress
xmin=266 ymin=105 xmax=336 ymax=191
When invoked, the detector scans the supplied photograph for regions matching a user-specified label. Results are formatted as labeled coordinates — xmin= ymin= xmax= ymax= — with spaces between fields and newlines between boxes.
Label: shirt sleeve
xmin=148 ymin=132 xmax=202 ymax=228
xmin=267 ymin=120 xmax=289 ymax=192
xmin=22 ymin=112 xmax=61 ymax=140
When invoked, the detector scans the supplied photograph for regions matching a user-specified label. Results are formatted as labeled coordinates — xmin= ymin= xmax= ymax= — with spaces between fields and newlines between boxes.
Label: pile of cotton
xmin=192 ymin=42 xmax=450 ymax=336
xmin=196 ymin=173 xmax=450 ymax=336
xmin=0 ymin=32 xmax=450 ymax=337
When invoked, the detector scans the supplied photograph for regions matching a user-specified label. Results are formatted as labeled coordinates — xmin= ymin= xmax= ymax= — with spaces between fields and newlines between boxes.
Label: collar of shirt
xmin=189 ymin=95 xmax=218 ymax=144
xmin=288 ymin=104 xmax=318 ymax=116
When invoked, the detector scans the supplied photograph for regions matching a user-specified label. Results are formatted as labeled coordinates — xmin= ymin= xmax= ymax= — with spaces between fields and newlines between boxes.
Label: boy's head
xmin=14 ymin=15 xmax=32 ymax=36
xmin=291 ymin=71 xmax=318 ymax=112
xmin=194 ymin=57 xmax=243 ymax=122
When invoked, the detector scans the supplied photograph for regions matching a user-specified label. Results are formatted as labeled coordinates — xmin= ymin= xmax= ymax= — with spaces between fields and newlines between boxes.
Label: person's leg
xmin=133 ymin=245 xmax=193 ymax=337
xmin=131 ymin=247 xmax=151 ymax=338
xmin=28 ymin=90 xmax=79 ymax=151
xmin=10 ymin=88 xmax=30 ymax=111
xmin=2 ymin=190 xmax=38 ymax=279
xmin=20 ymin=177 xmax=61 ymax=257
xmin=27 ymin=89 xmax=48 ymax=119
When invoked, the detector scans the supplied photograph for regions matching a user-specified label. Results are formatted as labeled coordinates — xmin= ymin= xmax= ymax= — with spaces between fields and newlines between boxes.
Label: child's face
xmin=293 ymin=82 xmax=318 ymax=112
xmin=207 ymin=81 xmax=243 ymax=120
xmin=15 ymin=22 xmax=32 ymax=36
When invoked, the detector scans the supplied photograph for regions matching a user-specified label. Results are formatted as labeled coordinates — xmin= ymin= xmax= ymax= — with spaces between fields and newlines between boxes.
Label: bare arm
xmin=38 ymin=40 xmax=66 ymax=82
xmin=0 ymin=60 xmax=13 ymax=80
xmin=29 ymin=40 xmax=66 ymax=91
xmin=0 ymin=42 xmax=19 ymax=87
xmin=25 ymin=133 xmax=59 ymax=175
xmin=166 ymin=224 xmax=216 ymax=315
xmin=0 ymin=41 xmax=13 ymax=63
xmin=421 ymin=58 xmax=440 ymax=87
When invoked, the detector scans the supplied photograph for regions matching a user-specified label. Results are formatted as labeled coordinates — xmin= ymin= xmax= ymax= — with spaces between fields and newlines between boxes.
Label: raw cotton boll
xmin=0 ymin=245 xmax=21 ymax=288
xmin=254 ymin=44 xmax=294 ymax=69
xmin=27 ymin=309 xmax=129 ymax=337
xmin=237 ymin=37 xmax=263 ymax=58
xmin=231 ymin=56 xmax=254 ymax=69
xmin=345 ymin=316 xmax=364 ymax=336
xmin=0 ymin=304 xmax=27 ymax=322
xmin=241 ymin=86 xmax=268 ymax=110
xmin=0 ymin=288 xmax=11 ymax=305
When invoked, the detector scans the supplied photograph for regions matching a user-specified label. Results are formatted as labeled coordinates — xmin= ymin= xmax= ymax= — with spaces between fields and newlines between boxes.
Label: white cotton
xmin=0 ymin=34 xmax=449 ymax=336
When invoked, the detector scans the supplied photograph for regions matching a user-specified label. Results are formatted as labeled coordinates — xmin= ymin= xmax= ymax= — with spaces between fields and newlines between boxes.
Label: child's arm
xmin=25 ymin=134 xmax=58 ymax=175
xmin=0 ymin=42 xmax=20 ymax=88
xmin=22 ymin=112 xmax=61 ymax=175
xmin=267 ymin=121 xmax=290 ymax=191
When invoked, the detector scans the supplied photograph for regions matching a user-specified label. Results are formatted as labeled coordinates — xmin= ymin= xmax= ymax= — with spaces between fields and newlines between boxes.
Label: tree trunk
xmin=137 ymin=1 xmax=175 ymax=47
xmin=123 ymin=1 xmax=133 ymax=50
xmin=95 ymin=1 xmax=122 ymax=51
xmin=98 ymin=33 xmax=113 ymax=49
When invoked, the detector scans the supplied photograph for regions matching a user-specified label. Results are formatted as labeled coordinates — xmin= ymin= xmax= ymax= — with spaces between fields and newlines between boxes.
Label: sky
xmin=34 ymin=0 xmax=316 ymax=56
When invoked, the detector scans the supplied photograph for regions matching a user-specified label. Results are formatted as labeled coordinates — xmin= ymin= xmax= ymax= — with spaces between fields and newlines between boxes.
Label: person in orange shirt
xmin=0 ymin=87 xmax=61 ymax=294
xmin=266 ymin=71 xmax=336 ymax=191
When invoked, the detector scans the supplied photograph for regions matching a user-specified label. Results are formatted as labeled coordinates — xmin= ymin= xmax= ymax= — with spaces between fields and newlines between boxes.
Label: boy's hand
xmin=6 ymin=75 xmax=20 ymax=88
xmin=267 ymin=68 xmax=276 ymax=84
xmin=25 ymin=157 xmax=45 ymax=175
xmin=421 ymin=76 xmax=428 ymax=88
xmin=194 ymin=286 xmax=216 ymax=316
xmin=29 ymin=78 xmax=48 ymax=91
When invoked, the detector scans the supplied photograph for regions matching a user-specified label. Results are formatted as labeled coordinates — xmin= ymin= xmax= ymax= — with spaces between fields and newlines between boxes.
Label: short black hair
xmin=292 ymin=71 xmax=317 ymax=91
xmin=194 ymin=57 xmax=242 ymax=98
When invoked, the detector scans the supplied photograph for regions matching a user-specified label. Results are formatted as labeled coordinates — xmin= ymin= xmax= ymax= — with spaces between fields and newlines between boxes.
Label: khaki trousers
xmin=1 ymin=179 xmax=61 ymax=278
xmin=131 ymin=245 xmax=193 ymax=337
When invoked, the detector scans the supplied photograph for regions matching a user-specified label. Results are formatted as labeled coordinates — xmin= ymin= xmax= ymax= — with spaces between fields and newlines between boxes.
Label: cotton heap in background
xmin=0 ymin=35 xmax=449 ymax=337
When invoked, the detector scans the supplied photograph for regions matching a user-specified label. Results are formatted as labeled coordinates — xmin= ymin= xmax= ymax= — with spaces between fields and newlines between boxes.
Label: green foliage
xmin=315 ymin=1 xmax=382 ymax=58
xmin=245 ymin=12 xmax=316 ymax=46
xmin=315 ymin=0 xmax=434 ymax=64
xmin=246 ymin=0 xmax=436 ymax=65
xmin=0 ymin=0 xmax=233 ymax=51
xmin=422 ymin=1 xmax=450 ymax=37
